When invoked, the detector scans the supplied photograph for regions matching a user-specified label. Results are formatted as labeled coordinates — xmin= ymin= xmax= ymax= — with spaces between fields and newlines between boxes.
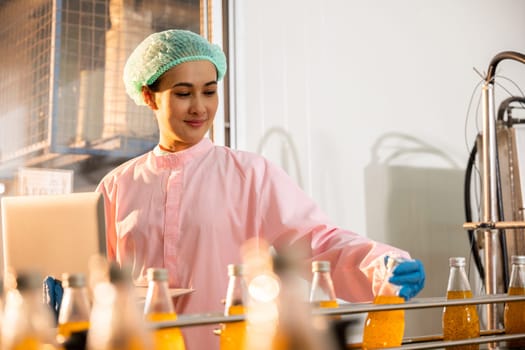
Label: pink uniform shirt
xmin=96 ymin=138 xmax=409 ymax=349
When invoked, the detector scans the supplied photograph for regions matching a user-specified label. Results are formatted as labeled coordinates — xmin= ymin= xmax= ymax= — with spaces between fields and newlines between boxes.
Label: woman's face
xmin=145 ymin=60 xmax=219 ymax=152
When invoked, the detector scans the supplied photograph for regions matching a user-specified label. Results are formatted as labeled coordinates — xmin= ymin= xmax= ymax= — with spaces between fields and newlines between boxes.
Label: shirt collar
xmin=153 ymin=145 xmax=172 ymax=156
xmin=152 ymin=138 xmax=213 ymax=168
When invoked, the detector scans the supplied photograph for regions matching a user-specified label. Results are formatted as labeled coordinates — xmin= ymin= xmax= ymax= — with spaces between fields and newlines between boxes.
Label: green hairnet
xmin=123 ymin=29 xmax=227 ymax=106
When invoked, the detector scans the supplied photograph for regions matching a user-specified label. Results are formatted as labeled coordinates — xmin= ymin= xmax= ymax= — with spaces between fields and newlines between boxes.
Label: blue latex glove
xmin=388 ymin=258 xmax=425 ymax=301
xmin=44 ymin=276 xmax=63 ymax=324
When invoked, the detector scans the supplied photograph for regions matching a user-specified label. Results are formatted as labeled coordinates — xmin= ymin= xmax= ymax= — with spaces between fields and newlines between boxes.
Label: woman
xmin=96 ymin=29 xmax=425 ymax=349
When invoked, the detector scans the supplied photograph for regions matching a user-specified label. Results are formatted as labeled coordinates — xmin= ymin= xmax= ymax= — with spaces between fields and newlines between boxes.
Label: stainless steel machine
xmin=463 ymin=51 xmax=525 ymax=345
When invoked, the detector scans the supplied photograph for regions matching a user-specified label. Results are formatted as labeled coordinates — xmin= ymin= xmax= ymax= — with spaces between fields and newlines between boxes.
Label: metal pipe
xmin=482 ymin=83 xmax=498 ymax=224
xmin=149 ymin=294 xmax=525 ymax=348
xmin=481 ymin=78 xmax=502 ymax=339
xmin=149 ymin=294 xmax=525 ymax=328
xmin=48 ymin=0 xmax=62 ymax=153
xmin=485 ymin=51 xmax=525 ymax=82
xmin=388 ymin=333 xmax=525 ymax=350
xmin=463 ymin=221 xmax=525 ymax=230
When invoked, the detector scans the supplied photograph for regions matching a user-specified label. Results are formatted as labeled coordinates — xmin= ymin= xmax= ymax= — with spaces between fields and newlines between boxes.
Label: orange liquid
xmin=57 ymin=320 xmax=90 ymax=342
xmin=147 ymin=312 xmax=186 ymax=350
xmin=362 ymin=295 xmax=405 ymax=349
xmin=10 ymin=336 xmax=41 ymax=350
xmin=504 ymin=287 xmax=525 ymax=348
xmin=122 ymin=336 xmax=149 ymax=350
xmin=442 ymin=290 xmax=480 ymax=350
xmin=312 ymin=299 xmax=340 ymax=321
xmin=316 ymin=300 xmax=339 ymax=308
xmin=8 ymin=335 xmax=60 ymax=350
xmin=220 ymin=305 xmax=246 ymax=350
xmin=271 ymin=325 xmax=288 ymax=350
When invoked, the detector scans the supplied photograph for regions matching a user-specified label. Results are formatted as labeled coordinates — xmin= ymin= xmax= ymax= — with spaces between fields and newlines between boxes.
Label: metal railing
xmin=148 ymin=294 xmax=525 ymax=349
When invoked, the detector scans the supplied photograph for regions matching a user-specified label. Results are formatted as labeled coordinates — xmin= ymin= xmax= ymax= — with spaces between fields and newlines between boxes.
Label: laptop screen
xmin=1 ymin=192 xmax=106 ymax=279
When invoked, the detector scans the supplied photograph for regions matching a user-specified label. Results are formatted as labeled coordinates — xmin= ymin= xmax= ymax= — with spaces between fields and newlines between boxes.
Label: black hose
xmin=464 ymin=140 xmax=485 ymax=283
xmin=495 ymin=145 xmax=509 ymax=292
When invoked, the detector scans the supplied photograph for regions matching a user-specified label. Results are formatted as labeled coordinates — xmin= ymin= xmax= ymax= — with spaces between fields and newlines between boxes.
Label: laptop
xmin=1 ymin=192 xmax=106 ymax=279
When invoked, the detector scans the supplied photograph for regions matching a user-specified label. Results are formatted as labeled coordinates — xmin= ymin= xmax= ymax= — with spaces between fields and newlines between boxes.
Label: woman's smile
xmin=185 ymin=118 xmax=208 ymax=128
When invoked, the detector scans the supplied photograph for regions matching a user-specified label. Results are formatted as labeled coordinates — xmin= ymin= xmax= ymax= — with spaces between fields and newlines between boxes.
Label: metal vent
xmin=0 ymin=0 xmax=200 ymax=169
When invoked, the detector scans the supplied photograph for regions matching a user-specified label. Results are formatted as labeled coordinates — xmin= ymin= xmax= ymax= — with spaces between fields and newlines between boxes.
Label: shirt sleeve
xmin=257 ymin=159 xmax=410 ymax=302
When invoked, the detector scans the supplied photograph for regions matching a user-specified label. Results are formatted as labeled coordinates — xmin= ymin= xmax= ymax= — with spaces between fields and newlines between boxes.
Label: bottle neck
xmin=62 ymin=286 xmax=89 ymax=300
xmin=509 ymin=263 xmax=525 ymax=289
xmin=309 ymin=271 xmax=337 ymax=302
xmin=18 ymin=288 xmax=46 ymax=310
xmin=2 ymin=288 xmax=56 ymax=343
xmin=447 ymin=265 xmax=472 ymax=292
xmin=144 ymin=280 xmax=175 ymax=315
xmin=224 ymin=275 xmax=247 ymax=315
xmin=59 ymin=286 xmax=91 ymax=323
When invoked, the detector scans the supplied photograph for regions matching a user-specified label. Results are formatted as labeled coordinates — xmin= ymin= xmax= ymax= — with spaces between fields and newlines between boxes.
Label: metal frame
xmin=148 ymin=294 xmax=525 ymax=349
xmin=48 ymin=0 xmax=62 ymax=153
xmin=463 ymin=51 xmax=525 ymax=341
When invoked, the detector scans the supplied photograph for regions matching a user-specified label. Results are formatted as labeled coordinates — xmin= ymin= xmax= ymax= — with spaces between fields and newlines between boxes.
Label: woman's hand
xmin=388 ymin=258 xmax=426 ymax=300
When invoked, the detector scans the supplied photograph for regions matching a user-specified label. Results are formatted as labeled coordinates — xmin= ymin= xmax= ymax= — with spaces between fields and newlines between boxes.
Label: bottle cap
xmin=16 ymin=270 xmax=43 ymax=291
xmin=511 ymin=256 xmax=525 ymax=265
xmin=449 ymin=257 xmax=466 ymax=267
xmin=147 ymin=268 xmax=168 ymax=281
xmin=109 ymin=262 xmax=133 ymax=284
xmin=227 ymin=264 xmax=243 ymax=277
xmin=62 ymin=273 xmax=86 ymax=288
xmin=312 ymin=260 xmax=330 ymax=273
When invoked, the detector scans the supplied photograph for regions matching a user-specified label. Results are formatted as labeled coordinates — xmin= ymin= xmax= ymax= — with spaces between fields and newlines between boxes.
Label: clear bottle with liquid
xmin=504 ymin=255 xmax=525 ymax=348
xmin=442 ymin=257 xmax=480 ymax=350
xmin=362 ymin=256 xmax=405 ymax=349
xmin=87 ymin=263 xmax=151 ymax=350
xmin=144 ymin=268 xmax=186 ymax=350
xmin=309 ymin=261 xmax=338 ymax=309
xmin=57 ymin=273 xmax=91 ymax=346
xmin=1 ymin=270 xmax=59 ymax=350
xmin=271 ymin=253 xmax=337 ymax=350
xmin=220 ymin=264 xmax=248 ymax=350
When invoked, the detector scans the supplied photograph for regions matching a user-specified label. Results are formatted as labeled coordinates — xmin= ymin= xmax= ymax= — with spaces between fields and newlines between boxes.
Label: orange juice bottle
xmin=362 ymin=256 xmax=405 ymax=349
xmin=87 ymin=263 xmax=152 ymax=350
xmin=146 ymin=312 xmax=185 ymax=350
xmin=57 ymin=273 xmax=91 ymax=345
xmin=309 ymin=261 xmax=339 ymax=310
xmin=1 ymin=271 xmax=60 ymax=350
xmin=271 ymin=253 xmax=338 ymax=350
xmin=504 ymin=255 xmax=525 ymax=348
xmin=220 ymin=264 xmax=248 ymax=350
xmin=442 ymin=257 xmax=480 ymax=350
xmin=144 ymin=268 xmax=186 ymax=350
xmin=363 ymin=295 xmax=405 ymax=349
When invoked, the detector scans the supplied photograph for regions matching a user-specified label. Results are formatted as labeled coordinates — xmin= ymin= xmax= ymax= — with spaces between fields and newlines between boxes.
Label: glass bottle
xmin=1 ymin=270 xmax=59 ymax=350
xmin=442 ymin=257 xmax=480 ymax=350
xmin=57 ymin=273 xmax=91 ymax=346
xmin=144 ymin=268 xmax=186 ymax=350
xmin=309 ymin=260 xmax=338 ymax=309
xmin=220 ymin=264 xmax=248 ymax=350
xmin=87 ymin=263 xmax=151 ymax=350
xmin=504 ymin=255 xmax=525 ymax=348
xmin=241 ymin=238 xmax=281 ymax=350
xmin=271 ymin=253 xmax=337 ymax=350
xmin=362 ymin=256 xmax=405 ymax=349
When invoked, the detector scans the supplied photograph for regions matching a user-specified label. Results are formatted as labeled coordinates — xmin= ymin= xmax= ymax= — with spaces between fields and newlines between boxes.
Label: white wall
xmin=230 ymin=0 xmax=525 ymax=338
